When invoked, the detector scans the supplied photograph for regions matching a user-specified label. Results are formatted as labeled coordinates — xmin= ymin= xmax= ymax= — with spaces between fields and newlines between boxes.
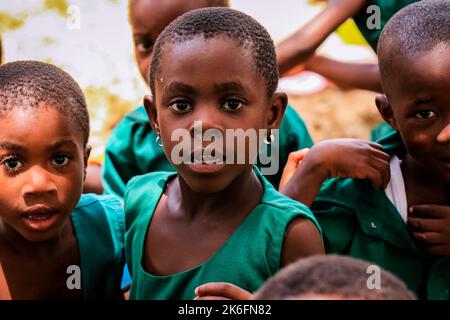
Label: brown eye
xmin=52 ymin=154 xmax=70 ymax=166
xmin=222 ymin=98 xmax=244 ymax=112
xmin=415 ymin=110 xmax=437 ymax=119
xmin=168 ymin=100 xmax=192 ymax=114
xmin=2 ymin=156 xmax=23 ymax=172
xmin=135 ymin=39 xmax=153 ymax=54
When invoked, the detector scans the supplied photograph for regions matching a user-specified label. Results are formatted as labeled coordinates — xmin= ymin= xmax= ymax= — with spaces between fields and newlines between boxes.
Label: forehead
xmin=130 ymin=0 xmax=200 ymax=33
xmin=389 ymin=44 xmax=450 ymax=97
xmin=156 ymin=36 xmax=259 ymax=90
xmin=0 ymin=107 xmax=85 ymax=148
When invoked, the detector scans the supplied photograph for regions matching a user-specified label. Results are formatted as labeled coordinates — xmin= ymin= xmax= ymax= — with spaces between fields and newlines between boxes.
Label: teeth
xmin=25 ymin=214 xmax=52 ymax=221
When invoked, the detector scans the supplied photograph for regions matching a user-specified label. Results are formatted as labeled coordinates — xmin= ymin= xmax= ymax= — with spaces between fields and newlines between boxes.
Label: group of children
xmin=0 ymin=0 xmax=449 ymax=300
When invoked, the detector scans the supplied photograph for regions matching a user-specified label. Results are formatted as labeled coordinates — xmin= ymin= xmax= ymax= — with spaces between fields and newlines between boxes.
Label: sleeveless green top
xmin=124 ymin=169 xmax=320 ymax=300
xmin=71 ymin=194 xmax=125 ymax=299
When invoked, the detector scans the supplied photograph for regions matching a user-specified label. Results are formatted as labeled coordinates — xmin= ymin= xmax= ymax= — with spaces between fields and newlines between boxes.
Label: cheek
xmin=136 ymin=52 xmax=152 ymax=84
xmin=401 ymin=129 xmax=433 ymax=158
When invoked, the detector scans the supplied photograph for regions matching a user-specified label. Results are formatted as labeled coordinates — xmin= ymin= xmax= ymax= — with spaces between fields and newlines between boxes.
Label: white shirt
xmin=384 ymin=155 xmax=408 ymax=224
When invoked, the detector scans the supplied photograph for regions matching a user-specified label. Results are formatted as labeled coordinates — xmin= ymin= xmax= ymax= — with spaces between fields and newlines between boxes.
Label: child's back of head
xmin=254 ymin=255 xmax=416 ymax=300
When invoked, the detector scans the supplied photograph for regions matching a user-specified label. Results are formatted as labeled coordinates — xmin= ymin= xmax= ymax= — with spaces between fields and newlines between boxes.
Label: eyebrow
xmin=0 ymin=140 xmax=78 ymax=153
xmin=47 ymin=139 xmax=78 ymax=151
xmin=414 ymin=98 xmax=435 ymax=105
xmin=164 ymin=82 xmax=197 ymax=96
xmin=0 ymin=142 xmax=25 ymax=152
xmin=214 ymin=81 xmax=246 ymax=93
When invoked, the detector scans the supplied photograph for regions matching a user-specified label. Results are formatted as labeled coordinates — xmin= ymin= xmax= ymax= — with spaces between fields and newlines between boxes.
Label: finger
xmin=366 ymin=141 xmax=384 ymax=151
xmin=366 ymin=167 xmax=384 ymax=190
xmin=411 ymin=231 xmax=444 ymax=244
xmin=195 ymin=282 xmax=253 ymax=300
xmin=370 ymin=158 xmax=391 ymax=188
xmin=408 ymin=217 xmax=442 ymax=232
xmin=194 ymin=296 xmax=230 ymax=300
xmin=369 ymin=148 xmax=391 ymax=162
xmin=410 ymin=205 xmax=449 ymax=219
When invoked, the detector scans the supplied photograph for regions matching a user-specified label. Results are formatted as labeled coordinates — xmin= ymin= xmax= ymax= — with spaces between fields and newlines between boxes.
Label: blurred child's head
xmin=144 ymin=8 xmax=287 ymax=193
xmin=0 ymin=61 xmax=90 ymax=242
xmin=0 ymin=35 xmax=3 ymax=65
xmin=129 ymin=0 xmax=229 ymax=85
xmin=376 ymin=0 xmax=450 ymax=183
xmin=253 ymin=255 xmax=416 ymax=300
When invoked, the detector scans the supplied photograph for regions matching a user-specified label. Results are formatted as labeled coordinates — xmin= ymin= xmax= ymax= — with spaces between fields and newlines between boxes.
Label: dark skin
xmin=195 ymin=44 xmax=450 ymax=301
xmin=376 ymin=46 xmax=450 ymax=255
xmin=82 ymin=0 xmax=229 ymax=194
xmin=142 ymin=36 xmax=323 ymax=276
xmin=0 ymin=108 xmax=90 ymax=299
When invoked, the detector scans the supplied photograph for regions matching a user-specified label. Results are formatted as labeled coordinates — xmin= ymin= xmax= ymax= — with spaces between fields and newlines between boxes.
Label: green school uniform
xmin=311 ymin=130 xmax=450 ymax=300
xmin=71 ymin=194 xmax=125 ymax=299
xmin=353 ymin=0 xmax=420 ymax=51
xmin=124 ymin=168 xmax=321 ymax=300
xmin=103 ymin=105 xmax=313 ymax=200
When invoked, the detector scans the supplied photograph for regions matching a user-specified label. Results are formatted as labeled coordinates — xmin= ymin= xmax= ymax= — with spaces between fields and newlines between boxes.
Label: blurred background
xmin=0 ymin=0 xmax=381 ymax=163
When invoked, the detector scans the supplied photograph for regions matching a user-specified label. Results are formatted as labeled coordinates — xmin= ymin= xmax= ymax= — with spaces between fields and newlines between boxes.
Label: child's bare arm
xmin=408 ymin=205 xmax=450 ymax=255
xmin=280 ymin=139 xmax=391 ymax=207
xmin=305 ymin=54 xmax=382 ymax=92
xmin=276 ymin=0 xmax=367 ymax=75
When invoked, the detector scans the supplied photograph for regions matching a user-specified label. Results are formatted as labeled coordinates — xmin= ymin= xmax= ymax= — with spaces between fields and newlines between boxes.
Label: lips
xmin=21 ymin=206 xmax=61 ymax=232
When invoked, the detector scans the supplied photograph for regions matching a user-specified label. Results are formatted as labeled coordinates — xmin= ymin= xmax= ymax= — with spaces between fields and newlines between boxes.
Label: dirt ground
xmin=288 ymin=87 xmax=382 ymax=142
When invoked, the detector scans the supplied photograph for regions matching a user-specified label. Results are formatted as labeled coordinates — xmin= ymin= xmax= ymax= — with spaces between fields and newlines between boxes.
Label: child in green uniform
xmin=281 ymin=0 xmax=450 ymax=300
xmin=196 ymin=0 xmax=450 ymax=301
xmin=0 ymin=61 xmax=124 ymax=299
xmin=124 ymin=7 xmax=324 ymax=300
xmin=102 ymin=0 xmax=314 ymax=200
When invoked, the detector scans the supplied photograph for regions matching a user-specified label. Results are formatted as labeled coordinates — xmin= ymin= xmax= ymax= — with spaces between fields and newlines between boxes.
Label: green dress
xmin=71 ymin=194 xmax=125 ymax=299
xmin=103 ymin=105 xmax=313 ymax=200
xmin=353 ymin=0 xmax=420 ymax=51
xmin=311 ymin=130 xmax=450 ymax=300
xmin=124 ymin=168 xmax=321 ymax=300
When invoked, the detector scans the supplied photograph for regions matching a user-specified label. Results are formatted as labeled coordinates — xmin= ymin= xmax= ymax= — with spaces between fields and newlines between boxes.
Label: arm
xmin=280 ymin=139 xmax=391 ymax=207
xmin=281 ymin=218 xmax=325 ymax=267
xmin=305 ymin=54 xmax=382 ymax=92
xmin=277 ymin=0 xmax=368 ymax=75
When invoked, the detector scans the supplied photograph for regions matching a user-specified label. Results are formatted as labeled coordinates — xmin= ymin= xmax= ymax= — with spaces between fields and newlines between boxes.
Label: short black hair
xmin=149 ymin=7 xmax=278 ymax=97
xmin=378 ymin=0 xmax=450 ymax=96
xmin=253 ymin=255 xmax=416 ymax=300
xmin=0 ymin=61 xmax=89 ymax=145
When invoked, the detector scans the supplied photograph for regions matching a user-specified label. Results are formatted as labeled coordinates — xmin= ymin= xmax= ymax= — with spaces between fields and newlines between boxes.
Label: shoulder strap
xmin=0 ymin=261 xmax=12 ymax=300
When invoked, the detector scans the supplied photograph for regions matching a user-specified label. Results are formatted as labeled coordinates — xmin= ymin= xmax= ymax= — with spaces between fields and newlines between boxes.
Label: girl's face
xmin=130 ymin=0 xmax=210 ymax=85
xmin=145 ymin=36 xmax=286 ymax=193
xmin=0 ymin=108 xmax=88 ymax=241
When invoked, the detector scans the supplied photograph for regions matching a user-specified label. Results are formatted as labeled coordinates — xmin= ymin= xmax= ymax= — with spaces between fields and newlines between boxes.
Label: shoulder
xmin=125 ymin=171 xmax=173 ymax=199
xmin=73 ymin=193 xmax=124 ymax=233
xmin=122 ymin=106 xmax=150 ymax=124
xmin=260 ymin=181 xmax=321 ymax=235
xmin=108 ymin=106 xmax=152 ymax=140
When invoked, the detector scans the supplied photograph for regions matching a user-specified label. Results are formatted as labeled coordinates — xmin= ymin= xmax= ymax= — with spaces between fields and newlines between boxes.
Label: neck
xmin=401 ymin=154 xmax=449 ymax=206
xmin=173 ymin=168 xmax=263 ymax=219
xmin=0 ymin=218 xmax=69 ymax=256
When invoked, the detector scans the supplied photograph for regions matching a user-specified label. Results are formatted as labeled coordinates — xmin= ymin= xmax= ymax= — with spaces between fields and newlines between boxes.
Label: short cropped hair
xmin=149 ymin=7 xmax=278 ymax=97
xmin=0 ymin=61 xmax=89 ymax=145
xmin=377 ymin=0 xmax=450 ymax=95
xmin=253 ymin=255 xmax=416 ymax=300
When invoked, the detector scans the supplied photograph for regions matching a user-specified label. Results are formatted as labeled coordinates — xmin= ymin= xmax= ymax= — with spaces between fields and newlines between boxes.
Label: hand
xmin=305 ymin=139 xmax=391 ymax=189
xmin=194 ymin=282 xmax=253 ymax=300
xmin=408 ymin=205 xmax=450 ymax=255
xmin=279 ymin=148 xmax=310 ymax=191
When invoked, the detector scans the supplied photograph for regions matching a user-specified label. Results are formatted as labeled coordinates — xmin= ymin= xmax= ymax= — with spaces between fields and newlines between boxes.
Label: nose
xmin=22 ymin=165 xmax=57 ymax=198
xmin=188 ymin=105 xmax=224 ymax=138
xmin=437 ymin=123 xmax=450 ymax=144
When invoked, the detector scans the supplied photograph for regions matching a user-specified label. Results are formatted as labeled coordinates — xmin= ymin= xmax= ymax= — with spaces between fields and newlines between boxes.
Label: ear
xmin=143 ymin=94 xmax=159 ymax=133
xmin=266 ymin=92 xmax=288 ymax=129
xmin=83 ymin=145 xmax=92 ymax=180
xmin=375 ymin=94 xmax=398 ymax=131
